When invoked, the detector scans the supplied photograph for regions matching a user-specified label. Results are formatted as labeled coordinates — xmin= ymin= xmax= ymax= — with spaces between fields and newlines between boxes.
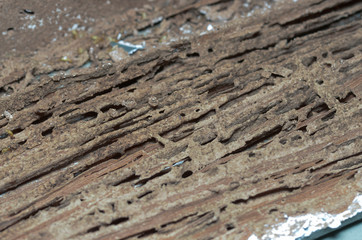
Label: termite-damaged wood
xmin=0 ymin=0 xmax=361 ymax=239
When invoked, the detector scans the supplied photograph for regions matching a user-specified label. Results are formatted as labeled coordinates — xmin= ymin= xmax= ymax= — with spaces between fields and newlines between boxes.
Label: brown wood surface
xmin=0 ymin=0 xmax=361 ymax=239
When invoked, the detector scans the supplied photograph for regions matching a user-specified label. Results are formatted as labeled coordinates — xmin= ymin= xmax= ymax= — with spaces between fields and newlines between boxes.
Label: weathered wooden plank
xmin=0 ymin=0 xmax=361 ymax=239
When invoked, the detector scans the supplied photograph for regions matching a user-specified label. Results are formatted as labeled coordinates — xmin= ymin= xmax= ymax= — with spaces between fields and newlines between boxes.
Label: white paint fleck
xmin=207 ymin=24 xmax=214 ymax=31
xmin=180 ymin=24 xmax=192 ymax=34
xmin=152 ymin=16 xmax=163 ymax=25
xmin=111 ymin=40 xmax=145 ymax=55
xmin=24 ymin=15 xmax=35 ymax=21
xmin=28 ymin=24 xmax=37 ymax=30
xmin=173 ymin=160 xmax=185 ymax=167
xmin=71 ymin=23 xmax=78 ymax=30
xmin=4 ymin=111 xmax=13 ymax=120
xmin=61 ymin=56 xmax=69 ymax=61
xmin=248 ymin=194 xmax=362 ymax=240
xmin=38 ymin=19 xmax=44 ymax=26
xmin=199 ymin=9 xmax=207 ymax=15
xmin=247 ymin=10 xmax=255 ymax=17
xmin=248 ymin=234 xmax=258 ymax=240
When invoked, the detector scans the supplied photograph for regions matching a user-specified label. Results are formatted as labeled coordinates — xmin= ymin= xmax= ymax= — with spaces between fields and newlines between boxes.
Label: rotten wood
xmin=0 ymin=0 xmax=361 ymax=239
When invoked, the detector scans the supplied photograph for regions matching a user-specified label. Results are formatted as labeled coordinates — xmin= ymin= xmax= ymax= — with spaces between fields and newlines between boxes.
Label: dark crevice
xmin=72 ymin=151 xmax=123 ymax=178
xmin=337 ymin=92 xmax=356 ymax=103
xmin=116 ymin=76 xmax=141 ymax=89
xmin=285 ymin=9 xmax=360 ymax=44
xmin=86 ymin=216 xmax=129 ymax=233
xmin=74 ymin=88 xmax=112 ymax=105
xmin=0 ymin=134 xmax=117 ymax=197
xmin=18 ymin=139 xmax=27 ymax=145
xmin=32 ymin=112 xmax=53 ymax=125
xmin=112 ymin=173 xmax=140 ymax=187
xmin=152 ymin=58 xmax=181 ymax=79
xmin=172 ymin=156 xmax=192 ymax=167
xmin=100 ymin=104 xmax=125 ymax=113
xmin=124 ymin=139 xmax=160 ymax=156
xmin=154 ymin=66 xmax=165 ymax=79
xmin=133 ymin=167 xmax=171 ymax=188
xmin=116 ymin=227 xmax=159 ymax=240
xmin=110 ymin=216 xmax=129 ymax=225
xmin=0 ymin=132 xmax=9 ymax=139
xmin=232 ymin=186 xmax=298 ymax=205
xmin=73 ymin=171 xmax=82 ymax=178
xmin=80 ymin=136 xmax=96 ymax=146
xmin=161 ymin=213 xmax=197 ymax=228
xmin=59 ymin=108 xmax=79 ymax=117
xmin=302 ymin=56 xmax=317 ymax=67
xmin=137 ymin=228 xmax=158 ymax=238
xmin=137 ymin=191 xmax=153 ymax=199
xmin=186 ymin=52 xmax=200 ymax=58
xmin=160 ymin=110 xmax=216 ymax=138
xmin=41 ymin=127 xmax=54 ymax=136
xmin=23 ymin=9 xmax=34 ymax=14
xmin=280 ymin=0 xmax=359 ymax=27
xmin=224 ymin=125 xmax=283 ymax=151
xmin=332 ymin=47 xmax=353 ymax=55
xmin=66 ymin=112 xmax=98 ymax=124
xmin=187 ymin=211 xmax=215 ymax=227
xmin=341 ymin=53 xmax=354 ymax=60
xmin=310 ymin=151 xmax=362 ymax=173
xmin=1 ymin=197 xmax=63 ymax=232
xmin=169 ymin=127 xmax=194 ymax=142
xmin=215 ymin=43 xmax=276 ymax=65
xmin=338 ymin=60 xmax=361 ymax=73
xmin=195 ymin=72 xmax=230 ymax=89
xmin=86 ymin=226 xmax=100 ymax=233
xmin=276 ymin=88 xmax=317 ymax=115
xmin=269 ymin=208 xmax=278 ymax=214
xmin=225 ymin=223 xmax=235 ymax=230
xmin=291 ymin=135 xmax=302 ymax=141
xmin=298 ymin=126 xmax=307 ymax=133
xmin=207 ymin=83 xmax=235 ymax=98
xmin=202 ymin=69 xmax=213 ymax=74
xmin=111 ymin=118 xmax=137 ymax=131
xmin=182 ymin=170 xmax=193 ymax=178
xmin=238 ymin=31 xmax=260 ymax=42
xmin=137 ymin=56 xmax=159 ymax=66
xmin=258 ymin=100 xmax=281 ymax=114
xmin=321 ymin=110 xmax=336 ymax=122
xmin=307 ymin=102 xmax=330 ymax=118
xmin=219 ymin=82 xmax=275 ymax=110
xmin=200 ymin=134 xmax=217 ymax=146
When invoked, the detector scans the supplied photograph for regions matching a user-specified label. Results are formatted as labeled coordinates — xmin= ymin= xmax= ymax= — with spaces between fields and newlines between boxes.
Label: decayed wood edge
xmin=0 ymin=0 xmax=361 ymax=239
